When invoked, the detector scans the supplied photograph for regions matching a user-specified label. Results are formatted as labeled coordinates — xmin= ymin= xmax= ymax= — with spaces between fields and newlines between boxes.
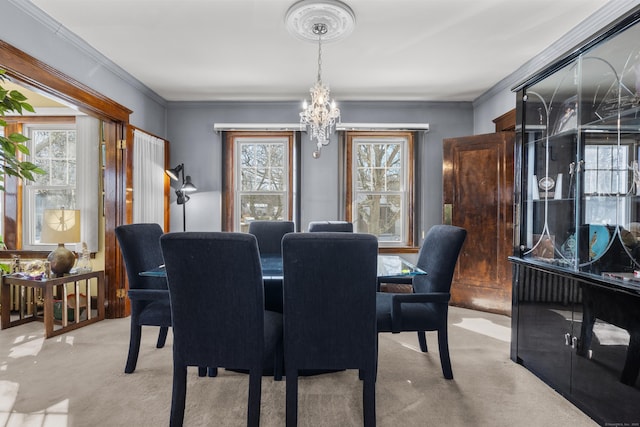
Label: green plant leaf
xmin=0 ymin=70 xmax=47 ymax=188
xmin=9 ymin=90 xmax=27 ymax=102
xmin=8 ymin=132 xmax=29 ymax=143
xmin=15 ymin=143 xmax=30 ymax=154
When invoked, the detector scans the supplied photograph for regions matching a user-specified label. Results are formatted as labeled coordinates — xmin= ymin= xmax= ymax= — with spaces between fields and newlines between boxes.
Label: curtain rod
xmin=213 ymin=123 xmax=429 ymax=132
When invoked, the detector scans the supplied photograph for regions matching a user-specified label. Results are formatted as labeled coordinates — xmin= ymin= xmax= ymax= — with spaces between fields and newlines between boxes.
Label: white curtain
xmin=76 ymin=116 xmax=100 ymax=252
xmin=133 ymin=129 xmax=165 ymax=227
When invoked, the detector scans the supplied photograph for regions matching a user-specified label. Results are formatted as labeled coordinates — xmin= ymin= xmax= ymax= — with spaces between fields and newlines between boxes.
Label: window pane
xmin=235 ymin=136 xmax=290 ymax=231
xmin=25 ymin=125 xmax=77 ymax=248
xmin=351 ymin=135 xmax=408 ymax=245
xmin=354 ymin=194 xmax=402 ymax=242
xmin=34 ymin=189 xmax=76 ymax=242
xmin=239 ymin=194 xmax=287 ymax=231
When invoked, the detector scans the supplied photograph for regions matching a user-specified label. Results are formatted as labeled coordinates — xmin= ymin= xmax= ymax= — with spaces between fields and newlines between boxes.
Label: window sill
xmin=378 ymin=246 xmax=419 ymax=254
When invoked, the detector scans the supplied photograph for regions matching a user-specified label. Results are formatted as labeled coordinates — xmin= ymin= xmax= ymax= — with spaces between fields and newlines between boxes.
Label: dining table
xmin=141 ymin=254 xmax=425 ymax=281
xmin=141 ymin=254 xmax=424 ymax=311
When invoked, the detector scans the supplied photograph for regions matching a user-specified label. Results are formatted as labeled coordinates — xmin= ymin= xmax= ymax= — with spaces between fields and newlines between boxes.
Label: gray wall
xmin=166 ymin=101 xmax=473 ymax=240
xmin=1 ymin=0 xmax=167 ymax=136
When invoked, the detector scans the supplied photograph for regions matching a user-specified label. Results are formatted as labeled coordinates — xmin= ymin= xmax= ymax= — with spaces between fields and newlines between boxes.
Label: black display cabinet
xmin=510 ymin=7 xmax=640 ymax=425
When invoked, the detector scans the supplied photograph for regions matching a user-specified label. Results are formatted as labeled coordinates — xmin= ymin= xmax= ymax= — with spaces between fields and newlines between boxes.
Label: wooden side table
xmin=1 ymin=270 xmax=105 ymax=338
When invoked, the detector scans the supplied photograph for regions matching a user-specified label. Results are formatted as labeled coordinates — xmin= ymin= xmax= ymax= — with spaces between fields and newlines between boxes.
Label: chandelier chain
xmin=300 ymin=21 xmax=340 ymax=159
xmin=317 ymin=32 xmax=322 ymax=83
xmin=313 ymin=23 xmax=326 ymax=83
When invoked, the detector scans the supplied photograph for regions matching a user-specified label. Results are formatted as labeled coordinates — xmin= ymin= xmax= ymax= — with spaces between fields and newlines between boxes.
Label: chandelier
xmin=300 ymin=23 xmax=340 ymax=159
xmin=285 ymin=0 xmax=355 ymax=159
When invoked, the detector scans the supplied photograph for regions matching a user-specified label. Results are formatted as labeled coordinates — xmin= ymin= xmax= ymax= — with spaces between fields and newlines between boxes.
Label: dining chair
xmin=282 ymin=232 xmax=378 ymax=427
xmin=160 ymin=232 xmax=283 ymax=427
xmin=248 ymin=220 xmax=294 ymax=313
xmin=248 ymin=220 xmax=295 ymax=256
xmin=307 ymin=220 xmax=353 ymax=232
xmin=376 ymin=224 xmax=467 ymax=379
xmin=115 ymin=223 xmax=172 ymax=374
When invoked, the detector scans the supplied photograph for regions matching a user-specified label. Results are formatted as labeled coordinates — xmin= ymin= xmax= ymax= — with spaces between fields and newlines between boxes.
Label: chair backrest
xmin=307 ymin=221 xmax=353 ymax=233
xmin=248 ymin=220 xmax=295 ymax=256
xmin=413 ymin=225 xmax=467 ymax=294
xmin=282 ymin=232 xmax=378 ymax=369
xmin=115 ymin=223 xmax=166 ymax=290
xmin=160 ymin=232 xmax=265 ymax=369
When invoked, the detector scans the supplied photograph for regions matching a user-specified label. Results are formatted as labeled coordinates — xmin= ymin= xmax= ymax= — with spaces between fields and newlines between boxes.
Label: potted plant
xmin=0 ymin=69 xmax=45 ymax=191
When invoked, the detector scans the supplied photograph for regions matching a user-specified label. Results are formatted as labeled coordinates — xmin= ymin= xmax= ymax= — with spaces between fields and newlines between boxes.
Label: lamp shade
xmin=41 ymin=209 xmax=81 ymax=244
xmin=165 ymin=164 xmax=183 ymax=181
xmin=182 ymin=175 xmax=197 ymax=192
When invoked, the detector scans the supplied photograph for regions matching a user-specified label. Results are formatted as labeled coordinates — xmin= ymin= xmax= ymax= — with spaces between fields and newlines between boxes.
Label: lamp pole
xmin=180 ymin=168 xmax=186 ymax=232
xmin=166 ymin=163 xmax=196 ymax=232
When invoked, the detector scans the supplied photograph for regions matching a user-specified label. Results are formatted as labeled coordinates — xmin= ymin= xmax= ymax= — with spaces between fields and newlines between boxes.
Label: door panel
xmin=443 ymin=132 xmax=514 ymax=315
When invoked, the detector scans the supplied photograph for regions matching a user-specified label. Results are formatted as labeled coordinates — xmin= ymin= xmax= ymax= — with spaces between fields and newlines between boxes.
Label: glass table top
xmin=141 ymin=255 xmax=425 ymax=279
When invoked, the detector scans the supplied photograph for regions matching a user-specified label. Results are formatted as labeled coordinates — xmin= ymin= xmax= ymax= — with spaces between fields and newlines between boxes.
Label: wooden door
xmin=443 ymin=131 xmax=514 ymax=315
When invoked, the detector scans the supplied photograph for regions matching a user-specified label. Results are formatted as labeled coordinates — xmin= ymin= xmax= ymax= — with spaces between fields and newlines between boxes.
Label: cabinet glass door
xmin=577 ymin=22 xmax=640 ymax=275
xmin=521 ymin=61 xmax=579 ymax=269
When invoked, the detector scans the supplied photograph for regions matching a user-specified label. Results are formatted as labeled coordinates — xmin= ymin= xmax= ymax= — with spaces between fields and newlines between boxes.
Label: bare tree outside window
xmin=347 ymin=131 xmax=414 ymax=248
xmin=236 ymin=138 xmax=288 ymax=231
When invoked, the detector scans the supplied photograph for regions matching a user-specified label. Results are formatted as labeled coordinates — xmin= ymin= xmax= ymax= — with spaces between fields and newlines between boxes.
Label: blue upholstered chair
xmin=307 ymin=220 xmax=353 ymax=232
xmin=248 ymin=220 xmax=295 ymax=256
xmin=376 ymin=224 xmax=467 ymax=380
xmin=248 ymin=220 xmax=294 ymax=313
xmin=115 ymin=223 xmax=171 ymax=374
xmin=160 ymin=232 xmax=283 ymax=427
xmin=282 ymin=232 xmax=378 ymax=427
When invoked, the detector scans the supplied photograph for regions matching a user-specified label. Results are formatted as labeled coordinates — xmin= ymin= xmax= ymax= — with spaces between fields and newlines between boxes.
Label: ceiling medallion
xmin=285 ymin=0 xmax=356 ymax=43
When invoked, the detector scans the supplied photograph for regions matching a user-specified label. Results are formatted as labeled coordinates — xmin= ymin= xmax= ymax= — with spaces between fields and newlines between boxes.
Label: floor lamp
xmin=165 ymin=163 xmax=197 ymax=231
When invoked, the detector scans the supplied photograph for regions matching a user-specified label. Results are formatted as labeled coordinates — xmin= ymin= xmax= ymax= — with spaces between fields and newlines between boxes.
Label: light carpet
xmin=0 ymin=306 xmax=597 ymax=426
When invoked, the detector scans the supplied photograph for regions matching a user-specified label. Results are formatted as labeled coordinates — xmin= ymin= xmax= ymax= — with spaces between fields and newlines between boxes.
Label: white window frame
xmin=23 ymin=123 xmax=77 ymax=250
xmin=225 ymin=133 xmax=294 ymax=232
xmin=346 ymin=131 xmax=414 ymax=248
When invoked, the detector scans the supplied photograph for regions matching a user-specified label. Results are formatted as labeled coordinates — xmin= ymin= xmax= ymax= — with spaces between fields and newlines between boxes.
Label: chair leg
xmin=274 ymin=341 xmax=284 ymax=381
xmin=417 ymin=331 xmax=428 ymax=352
xmin=197 ymin=366 xmax=218 ymax=377
xmin=125 ymin=324 xmax=142 ymax=373
xmin=169 ymin=363 xmax=187 ymax=427
xmin=286 ymin=369 xmax=299 ymax=427
xmin=247 ymin=368 xmax=262 ymax=427
xmin=157 ymin=326 xmax=169 ymax=348
xmin=374 ymin=335 xmax=379 ymax=383
xmin=437 ymin=326 xmax=453 ymax=380
xmin=363 ymin=369 xmax=376 ymax=427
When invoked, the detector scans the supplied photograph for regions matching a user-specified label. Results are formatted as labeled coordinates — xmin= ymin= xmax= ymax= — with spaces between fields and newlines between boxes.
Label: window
xmin=23 ymin=124 xmax=77 ymax=248
xmin=346 ymin=131 xmax=415 ymax=249
xmin=223 ymin=132 xmax=295 ymax=232
xmin=584 ymin=142 xmax=630 ymax=226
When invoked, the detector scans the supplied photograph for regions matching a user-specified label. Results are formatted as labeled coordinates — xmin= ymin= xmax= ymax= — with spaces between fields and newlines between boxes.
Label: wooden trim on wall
xmin=0 ymin=41 xmax=131 ymax=123
xmin=1 ymin=41 xmax=132 ymax=319
xmin=164 ymin=140 xmax=171 ymax=232
xmin=493 ymin=109 xmax=516 ymax=132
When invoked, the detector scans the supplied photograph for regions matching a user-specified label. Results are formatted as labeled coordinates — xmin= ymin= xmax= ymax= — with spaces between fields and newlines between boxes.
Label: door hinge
xmin=118 ymin=139 xmax=126 ymax=150
xmin=116 ymin=288 xmax=127 ymax=299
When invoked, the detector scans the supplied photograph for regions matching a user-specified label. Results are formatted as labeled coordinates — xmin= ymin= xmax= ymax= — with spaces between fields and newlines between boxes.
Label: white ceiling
xmin=29 ymin=0 xmax=610 ymax=103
